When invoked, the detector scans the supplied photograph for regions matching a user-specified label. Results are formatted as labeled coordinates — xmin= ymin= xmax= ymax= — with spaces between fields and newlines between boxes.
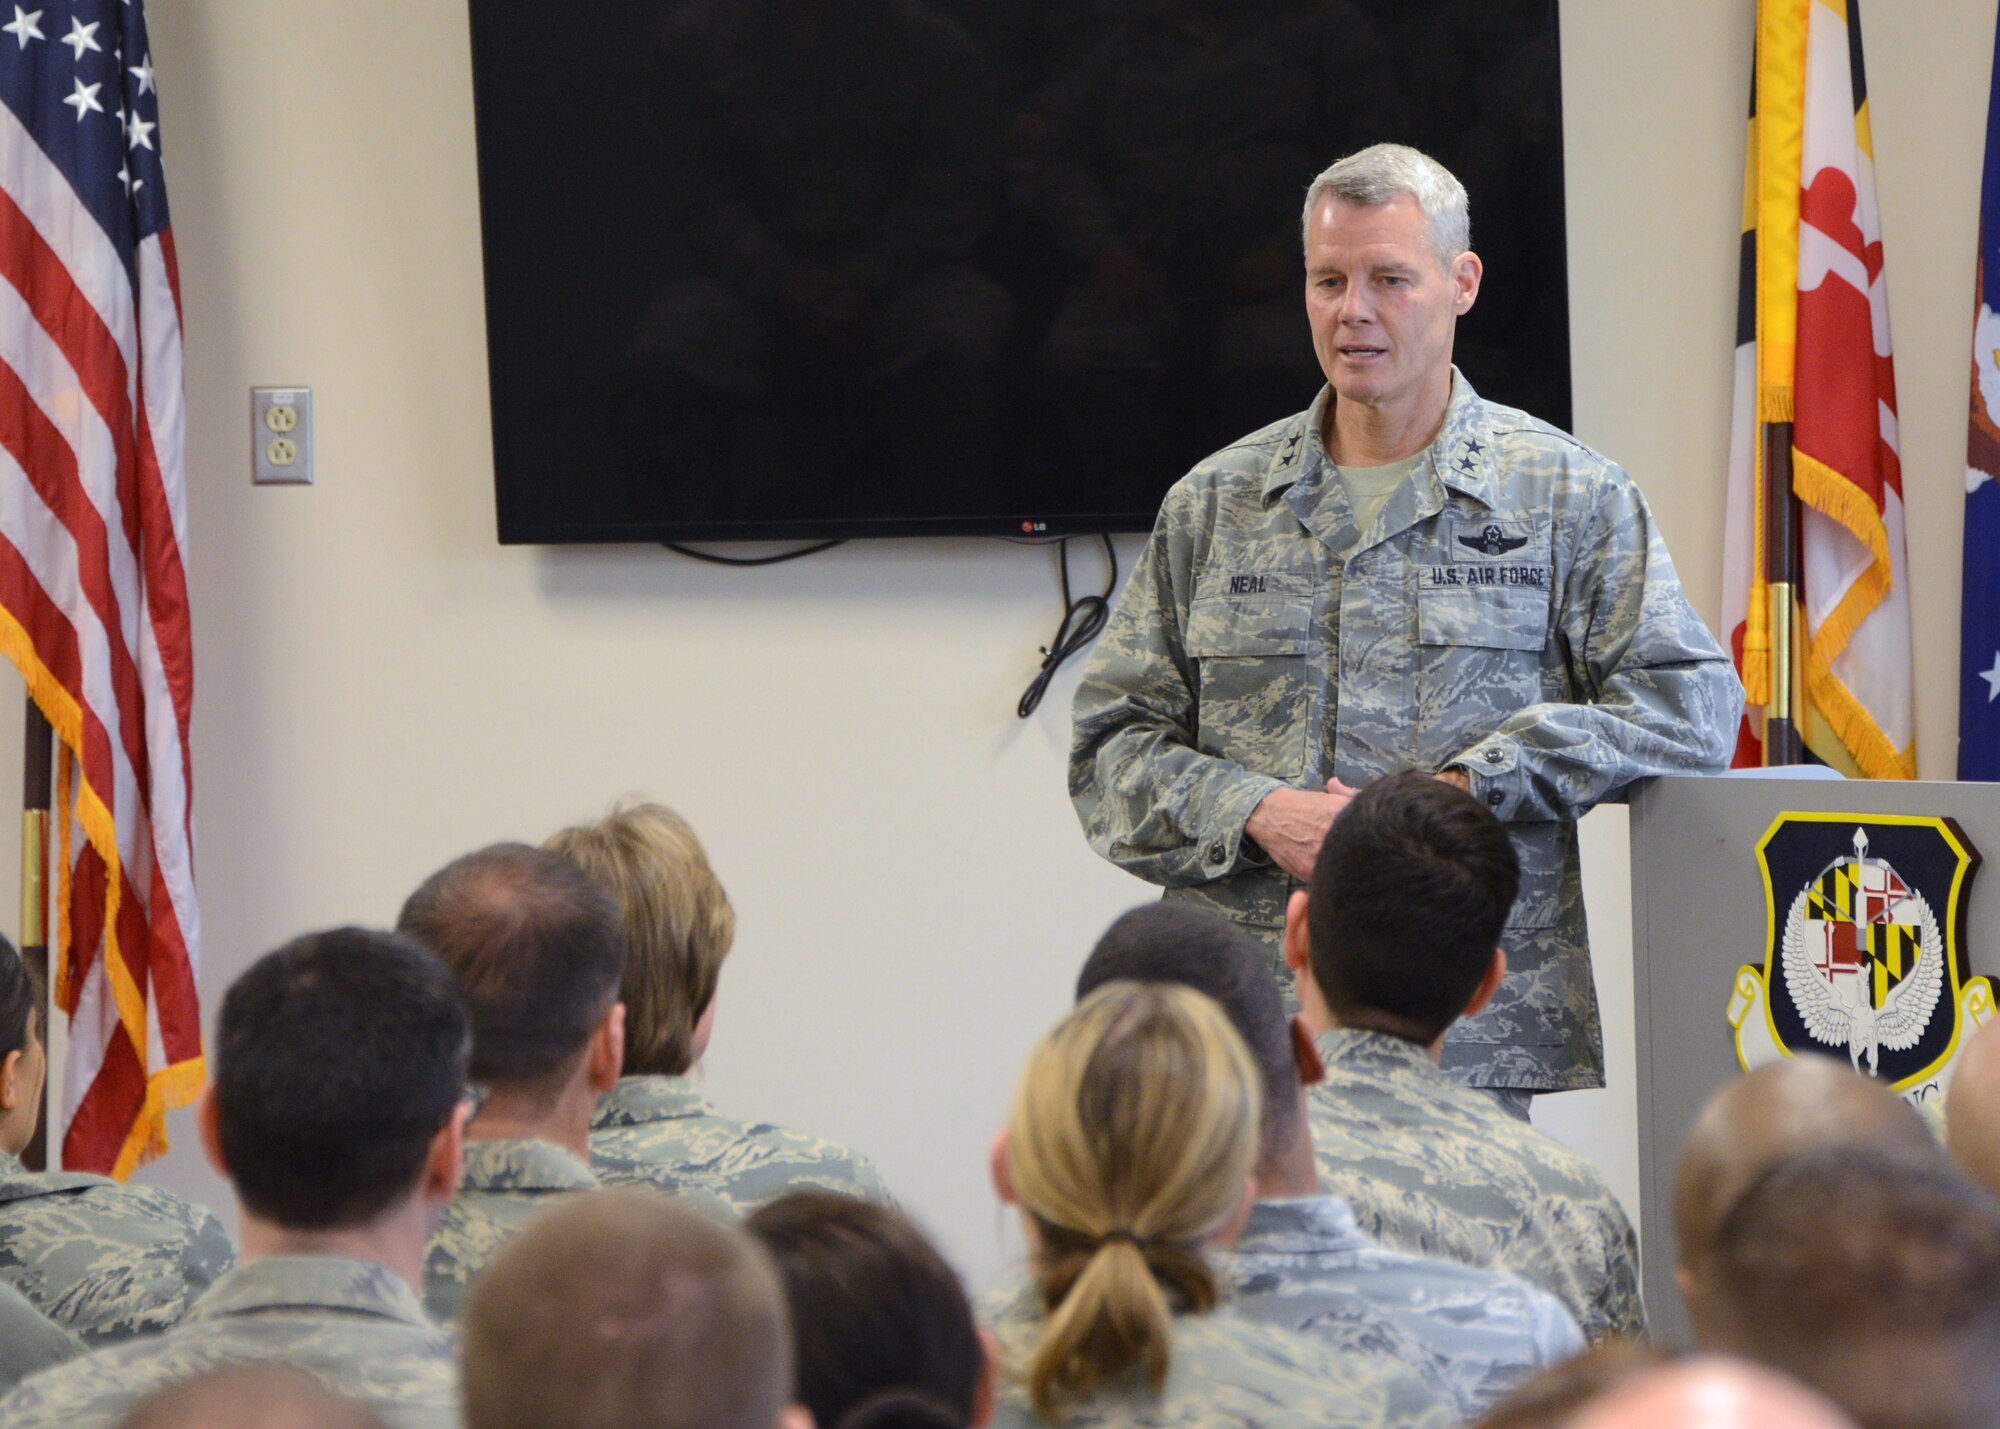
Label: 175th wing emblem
xmin=1729 ymin=813 xmax=1993 ymax=1106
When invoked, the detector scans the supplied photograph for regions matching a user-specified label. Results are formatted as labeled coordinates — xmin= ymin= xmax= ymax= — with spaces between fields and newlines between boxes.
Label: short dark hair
xmin=1077 ymin=903 xmax=1299 ymax=1172
xmin=397 ymin=842 xmax=627 ymax=1089
xmin=1701 ymin=1146 xmax=2000 ymax=1429
xmin=216 ymin=927 xmax=469 ymax=1230
xmin=746 ymin=1192 xmax=980 ymax=1429
xmin=1306 ymin=771 xmax=1519 ymax=1041
xmin=463 ymin=1188 xmax=794 ymax=1429
xmin=0 ymin=934 xmax=41 ymax=1057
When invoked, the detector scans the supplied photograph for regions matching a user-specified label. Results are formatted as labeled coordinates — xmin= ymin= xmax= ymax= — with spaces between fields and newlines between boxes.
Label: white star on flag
xmin=59 ymin=16 xmax=98 ymax=60
xmin=1983 ymin=652 xmax=2000 ymax=704
xmin=114 ymin=163 xmax=130 ymax=193
xmin=128 ymin=52 xmax=153 ymax=94
xmin=2 ymin=6 xmax=42 ymax=48
xmin=125 ymin=112 xmax=153 ymax=151
xmin=62 ymin=76 xmax=101 ymax=121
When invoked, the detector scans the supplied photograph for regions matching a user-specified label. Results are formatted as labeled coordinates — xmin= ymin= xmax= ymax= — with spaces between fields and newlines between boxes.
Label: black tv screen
xmin=469 ymin=0 xmax=1570 ymax=544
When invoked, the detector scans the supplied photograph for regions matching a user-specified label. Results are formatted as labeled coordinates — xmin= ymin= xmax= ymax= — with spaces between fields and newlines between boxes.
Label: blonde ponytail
xmin=1005 ymin=982 xmax=1260 ymax=1419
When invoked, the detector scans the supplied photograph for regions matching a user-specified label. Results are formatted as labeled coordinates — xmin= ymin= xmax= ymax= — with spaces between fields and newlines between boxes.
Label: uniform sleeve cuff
xmin=1204 ymin=774 xmax=1286 ymax=874
xmin=1453 ymin=739 xmax=1518 ymax=820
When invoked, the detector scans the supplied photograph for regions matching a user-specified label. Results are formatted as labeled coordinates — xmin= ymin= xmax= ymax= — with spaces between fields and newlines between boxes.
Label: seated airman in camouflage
xmin=1283 ymin=772 xmax=1645 ymax=1343
xmin=0 ymin=939 xmax=233 ymax=1344
xmin=0 ymin=926 xmax=472 ymax=1429
xmin=547 ymin=802 xmax=889 ymax=1214
xmin=1079 ymin=903 xmax=1583 ymax=1420
xmin=1674 ymin=1057 xmax=1943 ymax=1317
xmin=460 ymin=1188 xmax=814 ymax=1429
xmin=986 ymin=981 xmax=1452 ymax=1429
xmin=397 ymin=843 xmax=624 ymax=1324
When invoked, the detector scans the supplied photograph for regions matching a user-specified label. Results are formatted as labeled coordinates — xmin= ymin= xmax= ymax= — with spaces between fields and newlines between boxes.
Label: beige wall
xmin=0 ymin=0 xmax=1992 ymax=1285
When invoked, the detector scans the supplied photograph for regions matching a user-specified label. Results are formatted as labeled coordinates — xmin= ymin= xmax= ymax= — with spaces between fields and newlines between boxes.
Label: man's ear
xmin=972 ymin=1326 xmax=1002 ymax=1428
xmin=0 ymin=1048 xmax=20 ymax=1113
xmin=1451 ymin=250 xmax=1483 ymax=314
xmin=1282 ymin=891 xmax=1311 ymax=975
xmin=421 ymin=1099 xmax=471 ymax=1204
xmin=1288 ymin=1017 xmax=1325 ymax=1087
xmin=588 ymin=1002 xmax=626 ymax=1094
xmin=1461 ymin=948 xmax=1508 ymax=1019
xmin=197 ymin=1085 xmax=228 ymax=1179
xmin=988 ymin=1127 xmax=1016 ymax=1206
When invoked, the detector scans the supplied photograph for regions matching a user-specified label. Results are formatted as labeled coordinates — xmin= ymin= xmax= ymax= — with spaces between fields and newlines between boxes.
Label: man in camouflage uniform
xmin=1289 ymin=772 xmax=1645 ymax=1342
xmin=0 ymin=927 xmax=471 ymax=1429
xmin=0 ymin=1149 xmax=234 ymax=1345
xmin=1070 ymin=142 xmax=1742 ymax=1101
xmin=396 ymin=844 xmax=624 ymax=1323
xmin=1079 ymin=903 xmax=1583 ymax=1419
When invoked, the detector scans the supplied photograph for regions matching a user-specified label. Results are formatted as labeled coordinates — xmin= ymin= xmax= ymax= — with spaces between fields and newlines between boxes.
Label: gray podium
xmin=1629 ymin=774 xmax=2000 ymax=1346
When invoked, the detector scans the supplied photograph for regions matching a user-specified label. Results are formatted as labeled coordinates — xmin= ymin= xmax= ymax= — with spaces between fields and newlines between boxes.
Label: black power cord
xmin=1018 ymin=534 xmax=1118 ymax=719
xmin=662 ymin=540 xmax=846 ymax=566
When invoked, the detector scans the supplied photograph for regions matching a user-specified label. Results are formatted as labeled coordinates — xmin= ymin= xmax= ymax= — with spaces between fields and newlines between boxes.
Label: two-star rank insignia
xmin=1457 ymin=524 xmax=1529 ymax=556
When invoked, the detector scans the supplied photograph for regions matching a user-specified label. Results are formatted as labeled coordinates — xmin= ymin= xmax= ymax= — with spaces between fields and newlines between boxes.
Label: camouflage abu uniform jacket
xmin=0 ymin=1148 xmax=235 ymax=1344
xmin=0 ymin=1255 xmax=459 ymax=1429
xmin=982 ymin=1276 xmax=1452 ymax=1429
xmin=1306 ymin=1028 xmax=1645 ymax=1344
xmin=1070 ymin=371 xmax=1743 ymax=1089
xmin=423 ymin=1137 xmax=596 ymax=1325
xmin=589 ymin=1073 xmax=891 ymax=1216
xmin=1221 ymin=1194 xmax=1584 ymax=1422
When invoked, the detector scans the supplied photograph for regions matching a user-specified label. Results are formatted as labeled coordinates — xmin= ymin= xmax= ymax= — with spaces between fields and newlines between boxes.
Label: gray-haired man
xmin=1070 ymin=141 xmax=1742 ymax=1104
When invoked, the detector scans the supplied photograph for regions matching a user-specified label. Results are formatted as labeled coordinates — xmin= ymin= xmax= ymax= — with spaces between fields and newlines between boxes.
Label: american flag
xmin=0 ymin=0 xmax=200 ymax=1175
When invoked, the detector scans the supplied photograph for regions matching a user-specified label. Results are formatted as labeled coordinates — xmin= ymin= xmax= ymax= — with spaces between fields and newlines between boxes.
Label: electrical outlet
xmin=252 ymin=387 xmax=312 ymax=484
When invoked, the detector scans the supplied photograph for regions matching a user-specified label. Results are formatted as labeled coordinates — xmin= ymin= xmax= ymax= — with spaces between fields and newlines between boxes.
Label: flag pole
xmin=19 ymin=697 xmax=50 ymax=1171
xmin=1762 ymin=420 xmax=1804 ymax=765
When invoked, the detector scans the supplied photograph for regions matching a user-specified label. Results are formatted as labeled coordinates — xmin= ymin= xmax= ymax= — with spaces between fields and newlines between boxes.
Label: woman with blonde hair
xmin=547 ymin=800 xmax=889 ymax=1214
xmin=988 ymin=981 xmax=1448 ymax=1429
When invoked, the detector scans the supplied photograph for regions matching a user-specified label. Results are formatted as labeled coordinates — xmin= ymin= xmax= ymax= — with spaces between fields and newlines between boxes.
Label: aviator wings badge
xmin=1456 ymin=524 xmax=1529 ymax=556
xmin=1728 ymin=813 xmax=1994 ymax=1107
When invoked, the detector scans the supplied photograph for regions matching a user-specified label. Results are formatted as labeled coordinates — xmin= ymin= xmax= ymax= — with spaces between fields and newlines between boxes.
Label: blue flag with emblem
xmin=1962 ymin=8 xmax=2000 ymax=779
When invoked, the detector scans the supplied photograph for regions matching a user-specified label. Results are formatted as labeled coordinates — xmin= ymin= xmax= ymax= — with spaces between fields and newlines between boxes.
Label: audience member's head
xmin=113 ymin=1363 xmax=390 ymax=1429
xmin=995 ymin=981 xmax=1260 ymax=1419
xmin=1470 ymin=1340 xmax=1668 ymax=1429
xmin=547 ymin=801 xmax=733 ymax=1078
xmin=201 ymin=926 xmax=469 ymax=1234
xmin=1078 ymin=903 xmax=1318 ymax=1192
xmin=1566 ymin=1359 xmax=1859 ymax=1429
xmin=1946 ymin=1018 xmax=2000 ymax=1197
xmin=1692 ymin=1146 xmax=2000 ymax=1429
xmin=1284 ymin=770 xmax=1517 ymax=1043
xmin=748 ymin=1190 xmax=992 ymax=1429
xmin=1673 ymin=1058 xmax=1943 ymax=1297
xmin=0 ymin=938 xmax=46 ymax=1156
xmin=398 ymin=842 xmax=626 ymax=1123
xmin=461 ymin=1187 xmax=806 ymax=1429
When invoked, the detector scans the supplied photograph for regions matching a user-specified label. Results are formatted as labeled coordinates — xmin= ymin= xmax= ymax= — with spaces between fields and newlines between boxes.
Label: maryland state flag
xmin=1960 ymin=10 xmax=2000 ymax=779
xmin=1722 ymin=0 xmax=1916 ymax=777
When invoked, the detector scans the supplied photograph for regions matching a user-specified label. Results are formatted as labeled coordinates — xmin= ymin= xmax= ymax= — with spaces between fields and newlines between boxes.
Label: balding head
xmin=1946 ymin=1019 xmax=2000 ymax=1197
xmin=114 ymin=1364 xmax=388 ymax=1429
xmin=1567 ymin=1360 xmax=1857 ymax=1429
xmin=462 ymin=1188 xmax=803 ymax=1429
xmin=1673 ymin=1058 xmax=1943 ymax=1283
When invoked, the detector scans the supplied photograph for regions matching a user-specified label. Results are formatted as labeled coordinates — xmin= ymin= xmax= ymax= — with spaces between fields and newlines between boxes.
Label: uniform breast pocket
xmin=1186 ymin=594 xmax=1313 ymax=780
xmin=1416 ymin=586 xmax=1552 ymax=750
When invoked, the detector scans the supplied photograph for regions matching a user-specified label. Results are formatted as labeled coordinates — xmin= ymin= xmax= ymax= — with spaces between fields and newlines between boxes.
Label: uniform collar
xmin=1236 ymin=1195 xmax=1370 ymax=1256
xmin=1263 ymin=368 xmax=1498 ymax=512
xmin=1314 ymin=1026 xmax=1441 ymax=1077
xmin=186 ymin=1256 xmax=433 ymax=1328
xmin=591 ymin=1074 xmax=715 ymax=1131
xmin=0 ymin=1148 xmax=111 ymax=1202
xmin=459 ymin=1137 xmax=599 ymax=1193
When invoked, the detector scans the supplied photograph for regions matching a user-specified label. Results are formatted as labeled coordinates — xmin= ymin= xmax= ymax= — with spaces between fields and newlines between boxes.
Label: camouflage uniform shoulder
xmin=0 ymin=1256 xmax=457 ymax=1429
xmin=589 ymin=1074 xmax=891 ymax=1216
xmin=423 ymin=1138 xmax=595 ymax=1326
xmin=0 ymin=1158 xmax=236 ymax=1345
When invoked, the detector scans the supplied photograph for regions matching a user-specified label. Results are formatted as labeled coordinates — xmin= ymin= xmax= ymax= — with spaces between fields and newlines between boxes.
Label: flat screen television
xmin=468 ymin=0 xmax=1570 ymax=545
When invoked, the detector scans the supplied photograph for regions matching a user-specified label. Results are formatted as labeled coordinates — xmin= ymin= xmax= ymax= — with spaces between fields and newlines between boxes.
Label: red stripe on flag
xmin=61 ymin=1019 xmax=145 ymax=1173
